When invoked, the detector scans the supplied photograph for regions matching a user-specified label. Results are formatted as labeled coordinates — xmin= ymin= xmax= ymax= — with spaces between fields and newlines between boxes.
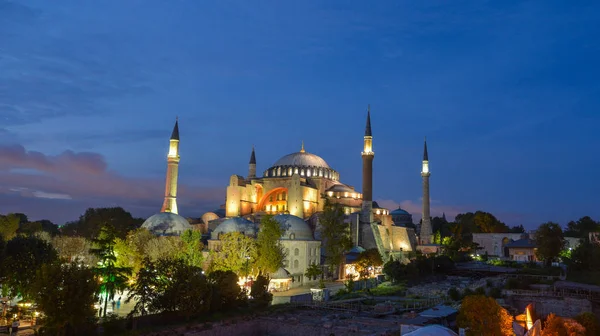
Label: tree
xmin=355 ymin=248 xmax=383 ymax=280
xmin=90 ymin=224 xmax=132 ymax=317
xmin=0 ymin=235 xmax=58 ymax=299
xmin=319 ymin=200 xmax=352 ymax=275
xmin=180 ymin=229 xmax=204 ymax=268
xmin=566 ymin=240 xmax=600 ymax=271
xmin=457 ymin=295 xmax=513 ymax=336
xmin=565 ymin=216 xmax=599 ymax=238
xmin=255 ymin=215 xmax=285 ymax=275
xmin=126 ymin=257 xmax=160 ymax=317
xmin=61 ymin=207 xmax=144 ymax=239
xmin=210 ymin=232 xmax=257 ymax=275
xmin=114 ymin=228 xmax=155 ymax=275
xmin=535 ymin=222 xmax=565 ymax=267
xmin=250 ymin=275 xmax=272 ymax=308
xmin=52 ymin=236 xmax=97 ymax=265
xmin=0 ymin=214 xmax=20 ymax=240
xmin=542 ymin=313 xmax=568 ymax=336
xmin=509 ymin=225 xmax=525 ymax=233
xmin=31 ymin=263 xmax=99 ymax=335
xmin=208 ymin=270 xmax=244 ymax=311
xmin=145 ymin=235 xmax=184 ymax=261
xmin=575 ymin=312 xmax=600 ymax=336
xmin=305 ymin=263 xmax=323 ymax=281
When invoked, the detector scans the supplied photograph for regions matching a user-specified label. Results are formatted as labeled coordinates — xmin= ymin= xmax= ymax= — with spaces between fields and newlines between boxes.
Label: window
xmin=294 ymin=260 xmax=299 ymax=269
xmin=294 ymin=248 xmax=299 ymax=256
xmin=289 ymin=233 xmax=295 ymax=240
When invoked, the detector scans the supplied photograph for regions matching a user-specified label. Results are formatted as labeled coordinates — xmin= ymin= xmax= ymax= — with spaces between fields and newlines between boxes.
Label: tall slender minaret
xmin=361 ymin=105 xmax=374 ymax=225
xmin=248 ymin=146 xmax=256 ymax=178
xmin=420 ymin=138 xmax=432 ymax=244
xmin=161 ymin=118 xmax=180 ymax=214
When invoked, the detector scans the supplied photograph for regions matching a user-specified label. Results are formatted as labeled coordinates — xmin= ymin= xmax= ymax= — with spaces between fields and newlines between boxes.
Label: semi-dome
xmin=270 ymin=267 xmax=292 ymax=280
xmin=273 ymin=151 xmax=330 ymax=169
xmin=211 ymin=217 xmax=257 ymax=240
xmin=403 ymin=325 xmax=457 ymax=336
xmin=273 ymin=214 xmax=314 ymax=240
xmin=142 ymin=212 xmax=192 ymax=236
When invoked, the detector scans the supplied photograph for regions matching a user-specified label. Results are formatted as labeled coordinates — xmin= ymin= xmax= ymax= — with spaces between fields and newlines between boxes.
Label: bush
xmin=101 ymin=313 xmax=127 ymax=335
xmin=448 ymin=288 xmax=461 ymax=301
xmin=250 ymin=275 xmax=272 ymax=308
xmin=345 ymin=279 xmax=355 ymax=293
xmin=575 ymin=312 xmax=600 ymax=336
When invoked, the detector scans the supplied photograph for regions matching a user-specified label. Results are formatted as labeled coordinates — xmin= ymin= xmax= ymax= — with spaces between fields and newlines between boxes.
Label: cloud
xmin=0 ymin=144 xmax=224 ymax=223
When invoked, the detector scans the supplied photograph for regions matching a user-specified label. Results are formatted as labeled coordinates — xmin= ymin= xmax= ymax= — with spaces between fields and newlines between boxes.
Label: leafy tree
xmin=566 ymin=240 xmax=600 ymax=271
xmin=0 ymin=235 xmax=58 ymax=298
xmin=255 ymin=215 xmax=285 ymax=275
xmin=509 ymin=225 xmax=525 ymax=233
xmin=52 ymin=236 xmax=96 ymax=265
xmin=61 ymin=207 xmax=144 ymax=239
xmin=210 ymin=231 xmax=257 ymax=275
xmin=575 ymin=312 xmax=600 ymax=336
xmin=250 ymin=275 xmax=272 ymax=308
xmin=0 ymin=214 xmax=20 ymax=240
xmin=90 ymin=224 xmax=132 ymax=317
xmin=535 ymin=222 xmax=565 ymax=267
xmin=457 ymin=295 xmax=513 ymax=336
xmin=431 ymin=216 xmax=451 ymax=238
xmin=114 ymin=228 xmax=155 ymax=275
xmin=208 ymin=270 xmax=244 ymax=311
xmin=145 ymin=235 xmax=184 ymax=261
xmin=180 ymin=229 xmax=204 ymax=268
xmin=305 ymin=263 xmax=323 ymax=281
xmin=31 ymin=262 xmax=99 ymax=335
xmin=319 ymin=200 xmax=352 ymax=276
xmin=355 ymin=248 xmax=383 ymax=280
xmin=455 ymin=211 xmax=509 ymax=234
xmin=126 ymin=257 xmax=160 ymax=317
xmin=565 ymin=216 xmax=599 ymax=238
xmin=542 ymin=313 xmax=568 ymax=336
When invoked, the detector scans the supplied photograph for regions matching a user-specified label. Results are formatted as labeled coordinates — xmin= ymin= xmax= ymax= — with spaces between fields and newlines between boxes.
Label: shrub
xmin=101 ymin=313 xmax=127 ymax=335
xmin=448 ymin=288 xmax=461 ymax=301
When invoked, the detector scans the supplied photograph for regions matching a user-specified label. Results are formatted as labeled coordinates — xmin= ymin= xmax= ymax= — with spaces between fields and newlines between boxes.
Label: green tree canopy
xmin=0 ymin=235 xmax=58 ymax=298
xmin=32 ymin=263 xmax=99 ymax=335
xmin=210 ymin=231 xmax=257 ymax=275
xmin=565 ymin=216 xmax=599 ymax=238
xmin=61 ymin=207 xmax=144 ymax=239
xmin=0 ymin=214 xmax=20 ymax=240
xmin=90 ymin=224 xmax=132 ymax=317
xmin=52 ymin=236 xmax=97 ymax=265
xmin=208 ymin=270 xmax=244 ymax=311
xmin=355 ymin=248 xmax=383 ymax=280
xmin=455 ymin=211 xmax=509 ymax=234
xmin=255 ymin=215 xmax=285 ymax=275
xmin=319 ymin=200 xmax=352 ymax=274
xmin=535 ymin=222 xmax=565 ymax=267
xmin=180 ymin=229 xmax=204 ymax=268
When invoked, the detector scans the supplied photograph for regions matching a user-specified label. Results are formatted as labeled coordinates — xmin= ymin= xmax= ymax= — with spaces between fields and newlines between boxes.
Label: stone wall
xmin=506 ymin=296 xmax=592 ymax=318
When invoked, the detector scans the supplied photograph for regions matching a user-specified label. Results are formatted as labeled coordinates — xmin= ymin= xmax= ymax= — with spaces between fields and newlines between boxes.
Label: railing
xmin=503 ymin=289 xmax=600 ymax=302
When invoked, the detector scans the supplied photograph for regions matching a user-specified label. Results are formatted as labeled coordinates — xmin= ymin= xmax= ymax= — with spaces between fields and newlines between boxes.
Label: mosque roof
xmin=142 ymin=212 xmax=191 ymax=236
xmin=326 ymin=183 xmax=355 ymax=193
xmin=270 ymin=267 xmax=292 ymax=280
xmin=505 ymin=238 xmax=536 ymax=248
xmin=272 ymin=151 xmax=330 ymax=169
xmin=211 ymin=217 xmax=257 ymax=239
xmin=403 ymin=325 xmax=458 ymax=336
xmin=391 ymin=207 xmax=410 ymax=215
xmin=273 ymin=214 xmax=314 ymax=240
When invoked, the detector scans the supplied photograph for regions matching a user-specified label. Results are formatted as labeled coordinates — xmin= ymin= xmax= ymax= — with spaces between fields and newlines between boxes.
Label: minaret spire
xmin=420 ymin=137 xmax=432 ymax=244
xmin=361 ymin=105 xmax=375 ymax=228
xmin=365 ymin=104 xmax=372 ymax=137
xmin=300 ymin=140 xmax=305 ymax=153
xmin=161 ymin=118 xmax=181 ymax=214
xmin=248 ymin=145 xmax=257 ymax=178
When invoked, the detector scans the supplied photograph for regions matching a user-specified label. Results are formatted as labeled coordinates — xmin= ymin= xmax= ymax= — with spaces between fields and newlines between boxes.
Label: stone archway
xmin=257 ymin=187 xmax=288 ymax=215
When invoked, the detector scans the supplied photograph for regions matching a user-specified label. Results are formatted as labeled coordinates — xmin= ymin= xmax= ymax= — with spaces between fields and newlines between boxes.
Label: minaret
xmin=361 ymin=105 xmax=374 ymax=225
xmin=420 ymin=138 xmax=432 ymax=244
xmin=161 ymin=118 xmax=180 ymax=214
xmin=248 ymin=146 xmax=256 ymax=178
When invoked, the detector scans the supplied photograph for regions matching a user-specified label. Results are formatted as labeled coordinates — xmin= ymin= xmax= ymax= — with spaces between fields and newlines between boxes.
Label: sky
xmin=1 ymin=0 xmax=599 ymax=228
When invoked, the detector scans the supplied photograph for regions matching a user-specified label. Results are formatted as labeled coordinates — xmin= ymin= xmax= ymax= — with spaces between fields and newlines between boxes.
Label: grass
xmin=567 ymin=271 xmax=600 ymax=286
xmin=369 ymin=282 xmax=406 ymax=297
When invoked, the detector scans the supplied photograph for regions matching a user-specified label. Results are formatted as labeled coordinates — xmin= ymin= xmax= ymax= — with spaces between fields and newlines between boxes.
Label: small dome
xmin=211 ymin=217 xmax=257 ymax=240
xmin=404 ymin=325 xmax=458 ymax=336
xmin=142 ymin=212 xmax=192 ymax=236
xmin=391 ymin=207 xmax=410 ymax=215
xmin=270 ymin=267 xmax=292 ymax=280
xmin=273 ymin=214 xmax=314 ymax=240
xmin=347 ymin=246 xmax=366 ymax=254
xmin=326 ymin=183 xmax=355 ymax=193
xmin=272 ymin=151 xmax=330 ymax=169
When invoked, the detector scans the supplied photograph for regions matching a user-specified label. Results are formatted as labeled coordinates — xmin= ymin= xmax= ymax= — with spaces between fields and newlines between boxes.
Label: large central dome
xmin=272 ymin=151 xmax=330 ymax=169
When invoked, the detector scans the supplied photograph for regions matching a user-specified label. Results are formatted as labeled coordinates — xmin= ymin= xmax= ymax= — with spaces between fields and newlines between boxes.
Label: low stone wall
xmin=506 ymin=296 xmax=592 ymax=318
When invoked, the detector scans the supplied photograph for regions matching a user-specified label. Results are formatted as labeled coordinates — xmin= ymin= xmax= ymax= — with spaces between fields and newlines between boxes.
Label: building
xmin=473 ymin=233 xmax=582 ymax=258
xmin=505 ymin=237 xmax=538 ymax=262
xmin=391 ymin=207 xmax=414 ymax=227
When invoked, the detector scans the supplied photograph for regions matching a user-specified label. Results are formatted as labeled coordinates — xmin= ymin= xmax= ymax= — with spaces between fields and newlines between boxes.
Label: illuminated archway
xmin=258 ymin=187 xmax=288 ymax=214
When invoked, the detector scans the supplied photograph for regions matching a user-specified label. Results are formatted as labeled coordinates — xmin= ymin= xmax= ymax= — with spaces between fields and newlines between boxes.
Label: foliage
xmin=455 ymin=211 xmax=509 ymax=234
xmin=509 ymin=225 xmax=526 ymax=233
xmin=126 ymin=257 xmax=160 ymax=316
xmin=354 ymin=248 xmax=383 ymax=280
xmin=345 ymin=278 xmax=355 ymax=292
xmin=369 ymin=283 xmax=405 ymax=296
xmin=0 ymin=214 xmax=20 ymax=240
xmin=52 ymin=236 xmax=96 ymax=265
xmin=564 ymin=216 xmax=599 ymax=238
xmin=457 ymin=295 xmax=513 ymax=336
xmin=61 ymin=207 xmax=144 ymax=239
xmin=31 ymin=262 xmax=99 ymax=335
xmin=90 ymin=224 xmax=132 ymax=317
xmin=255 ymin=215 xmax=285 ymax=275
xmin=18 ymin=219 xmax=59 ymax=237
xmin=304 ymin=263 xmax=323 ymax=281
xmin=542 ymin=313 xmax=568 ymax=336
xmin=180 ymin=229 xmax=204 ymax=268
xmin=145 ymin=235 xmax=184 ymax=261
xmin=100 ymin=313 xmax=127 ymax=336
xmin=250 ymin=275 xmax=272 ymax=308
xmin=157 ymin=259 xmax=211 ymax=320
xmin=566 ymin=240 xmax=600 ymax=272
xmin=208 ymin=270 xmax=245 ymax=311
xmin=575 ymin=312 xmax=600 ymax=336
xmin=319 ymin=200 xmax=352 ymax=274
xmin=210 ymin=231 xmax=257 ymax=275
xmin=535 ymin=222 xmax=565 ymax=267
xmin=0 ymin=235 xmax=58 ymax=298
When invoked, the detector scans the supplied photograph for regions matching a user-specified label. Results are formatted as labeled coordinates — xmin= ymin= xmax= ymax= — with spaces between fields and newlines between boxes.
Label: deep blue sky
xmin=1 ymin=0 xmax=599 ymax=228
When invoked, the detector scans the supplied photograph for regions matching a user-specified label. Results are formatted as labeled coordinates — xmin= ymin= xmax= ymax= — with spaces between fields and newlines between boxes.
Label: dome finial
xmin=300 ymin=140 xmax=305 ymax=153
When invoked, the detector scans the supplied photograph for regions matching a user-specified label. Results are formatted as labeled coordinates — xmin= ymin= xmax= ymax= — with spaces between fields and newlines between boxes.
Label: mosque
xmin=142 ymin=107 xmax=437 ymax=285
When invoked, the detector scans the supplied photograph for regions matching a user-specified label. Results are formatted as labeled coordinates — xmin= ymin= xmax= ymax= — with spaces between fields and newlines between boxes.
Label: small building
xmin=505 ymin=238 xmax=537 ymax=262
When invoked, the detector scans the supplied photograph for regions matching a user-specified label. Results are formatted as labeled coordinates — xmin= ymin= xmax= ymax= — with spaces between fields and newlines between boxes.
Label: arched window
xmin=294 ymin=248 xmax=299 ymax=256
xmin=288 ymin=167 xmax=292 ymax=176
xmin=294 ymin=260 xmax=299 ymax=269
xmin=289 ymin=233 xmax=296 ymax=240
